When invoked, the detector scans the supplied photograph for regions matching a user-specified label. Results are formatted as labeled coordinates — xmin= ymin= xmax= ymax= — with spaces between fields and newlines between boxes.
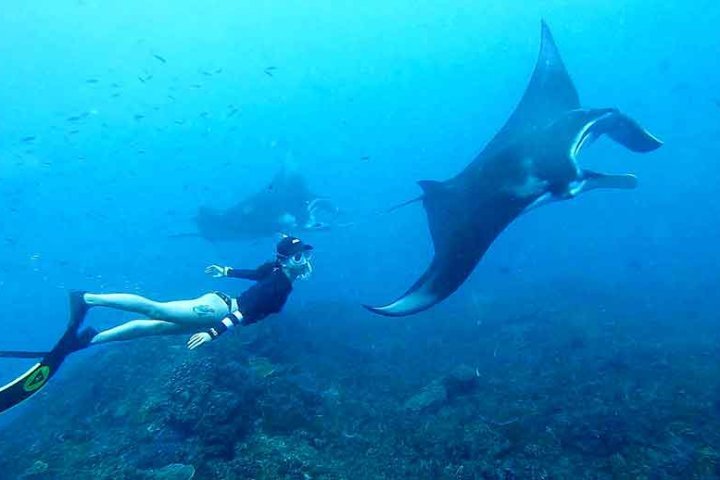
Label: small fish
xmin=214 ymin=68 xmax=223 ymax=74
xmin=85 ymin=78 xmax=99 ymax=84
xmin=21 ymin=136 xmax=36 ymax=143
xmin=360 ymin=156 xmax=370 ymax=161
xmin=714 ymin=99 xmax=720 ymax=110
xmin=190 ymin=84 xmax=202 ymax=89
xmin=264 ymin=66 xmax=276 ymax=77
xmin=626 ymin=259 xmax=643 ymax=271
xmin=497 ymin=265 xmax=513 ymax=275
xmin=153 ymin=54 xmax=167 ymax=63
xmin=133 ymin=114 xmax=145 ymax=121
xmin=66 ymin=113 xmax=88 ymax=122
xmin=200 ymin=70 xmax=213 ymax=77
xmin=138 ymin=74 xmax=153 ymax=83
xmin=226 ymin=107 xmax=239 ymax=118
xmin=672 ymin=82 xmax=689 ymax=93
xmin=68 ymin=129 xmax=80 ymax=135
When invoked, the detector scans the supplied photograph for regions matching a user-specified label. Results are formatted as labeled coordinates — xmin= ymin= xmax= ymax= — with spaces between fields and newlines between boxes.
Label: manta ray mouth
xmin=572 ymin=126 xmax=597 ymax=159
xmin=570 ymin=112 xmax=614 ymax=160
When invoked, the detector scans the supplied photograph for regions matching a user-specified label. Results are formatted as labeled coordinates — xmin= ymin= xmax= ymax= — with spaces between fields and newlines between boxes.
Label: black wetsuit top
xmin=226 ymin=262 xmax=293 ymax=325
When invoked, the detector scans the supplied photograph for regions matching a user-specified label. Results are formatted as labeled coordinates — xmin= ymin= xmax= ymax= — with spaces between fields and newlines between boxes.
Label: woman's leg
xmin=83 ymin=292 xmax=229 ymax=324
xmin=91 ymin=320 xmax=195 ymax=345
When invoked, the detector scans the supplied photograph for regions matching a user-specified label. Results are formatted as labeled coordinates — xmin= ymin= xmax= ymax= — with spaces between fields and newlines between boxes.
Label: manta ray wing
xmin=365 ymin=180 xmax=526 ymax=316
xmin=476 ymin=20 xmax=580 ymax=162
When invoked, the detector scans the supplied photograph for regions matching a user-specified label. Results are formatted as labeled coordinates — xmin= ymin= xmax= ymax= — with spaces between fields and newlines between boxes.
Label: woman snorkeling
xmin=71 ymin=236 xmax=314 ymax=350
xmin=0 ymin=236 xmax=313 ymax=413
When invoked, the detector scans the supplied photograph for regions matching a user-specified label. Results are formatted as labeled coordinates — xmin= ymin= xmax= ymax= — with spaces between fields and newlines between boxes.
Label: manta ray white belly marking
xmin=511 ymin=159 xmax=550 ymax=199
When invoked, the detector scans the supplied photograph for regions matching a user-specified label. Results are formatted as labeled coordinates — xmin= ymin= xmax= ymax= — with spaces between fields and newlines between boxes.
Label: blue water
xmin=1 ymin=0 xmax=719 ymax=474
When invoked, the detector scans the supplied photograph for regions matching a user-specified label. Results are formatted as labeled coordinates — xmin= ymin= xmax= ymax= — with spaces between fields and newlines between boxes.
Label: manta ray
xmin=194 ymin=168 xmax=338 ymax=241
xmin=366 ymin=21 xmax=663 ymax=316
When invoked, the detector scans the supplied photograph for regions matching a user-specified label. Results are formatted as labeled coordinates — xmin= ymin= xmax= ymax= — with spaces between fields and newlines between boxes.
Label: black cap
xmin=276 ymin=236 xmax=313 ymax=258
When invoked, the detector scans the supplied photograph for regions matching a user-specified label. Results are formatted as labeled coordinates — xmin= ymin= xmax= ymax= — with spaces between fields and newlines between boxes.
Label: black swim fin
xmin=67 ymin=290 xmax=89 ymax=330
xmin=65 ymin=327 xmax=98 ymax=353
xmin=0 ymin=291 xmax=91 ymax=414
xmin=0 ymin=350 xmax=50 ymax=359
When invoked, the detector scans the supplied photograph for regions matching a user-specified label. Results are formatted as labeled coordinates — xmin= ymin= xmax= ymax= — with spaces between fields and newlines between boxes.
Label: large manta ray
xmin=366 ymin=21 xmax=663 ymax=316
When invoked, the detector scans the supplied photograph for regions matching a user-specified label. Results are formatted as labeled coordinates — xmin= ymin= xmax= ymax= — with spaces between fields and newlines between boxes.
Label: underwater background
xmin=1 ymin=0 xmax=719 ymax=478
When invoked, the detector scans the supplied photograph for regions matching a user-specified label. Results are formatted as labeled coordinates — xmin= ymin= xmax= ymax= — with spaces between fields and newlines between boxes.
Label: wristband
xmin=207 ymin=311 xmax=243 ymax=339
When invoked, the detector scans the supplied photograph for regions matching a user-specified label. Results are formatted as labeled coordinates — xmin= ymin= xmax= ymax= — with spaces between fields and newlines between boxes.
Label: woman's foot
xmin=66 ymin=327 xmax=99 ymax=352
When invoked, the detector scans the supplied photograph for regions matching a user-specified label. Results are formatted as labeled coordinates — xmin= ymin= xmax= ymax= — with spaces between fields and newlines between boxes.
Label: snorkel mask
xmin=284 ymin=250 xmax=313 ymax=280
xmin=276 ymin=236 xmax=314 ymax=280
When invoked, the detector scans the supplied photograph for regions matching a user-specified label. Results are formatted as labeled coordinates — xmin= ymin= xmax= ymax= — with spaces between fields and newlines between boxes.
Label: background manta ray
xmin=194 ymin=168 xmax=338 ymax=241
xmin=366 ymin=21 xmax=663 ymax=317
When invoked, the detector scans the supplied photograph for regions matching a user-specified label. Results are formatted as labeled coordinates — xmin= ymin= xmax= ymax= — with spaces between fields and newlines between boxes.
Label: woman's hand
xmin=205 ymin=264 xmax=228 ymax=278
xmin=187 ymin=332 xmax=212 ymax=350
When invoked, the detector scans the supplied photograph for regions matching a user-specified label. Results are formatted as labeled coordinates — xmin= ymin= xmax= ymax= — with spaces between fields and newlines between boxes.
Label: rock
xmin=143 ymin=463 xmax=195 ymax=480
xmin=405 ymin=365 xmax=479 ymax=413
xmin=404 ymin=381 xmax=447 ymax=412
xmin=20 ymin=460 xmax=49 ymax=479
xmin=443 ymin=365 xmax=480 ymax=398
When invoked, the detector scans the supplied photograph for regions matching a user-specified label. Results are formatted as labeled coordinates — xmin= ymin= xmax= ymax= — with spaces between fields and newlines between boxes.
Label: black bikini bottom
xmin=213 ymin=291 xmax=233 ymax=312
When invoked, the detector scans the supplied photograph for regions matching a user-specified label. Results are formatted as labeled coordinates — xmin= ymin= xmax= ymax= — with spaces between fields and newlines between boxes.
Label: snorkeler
xmin=0 ymin=236 xmax=313 ymax=413
xmin=77 ymin=236 xmax=314 ymax=350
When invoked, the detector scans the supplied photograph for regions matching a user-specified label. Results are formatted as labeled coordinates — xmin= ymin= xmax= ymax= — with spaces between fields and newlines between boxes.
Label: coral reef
xmin=1 ymin=285 xmax=719 ymax=479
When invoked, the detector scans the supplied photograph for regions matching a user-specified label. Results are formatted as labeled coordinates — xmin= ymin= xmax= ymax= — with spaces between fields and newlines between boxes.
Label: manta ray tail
xmin=386 ymin=195 xmax=423 ymax=214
